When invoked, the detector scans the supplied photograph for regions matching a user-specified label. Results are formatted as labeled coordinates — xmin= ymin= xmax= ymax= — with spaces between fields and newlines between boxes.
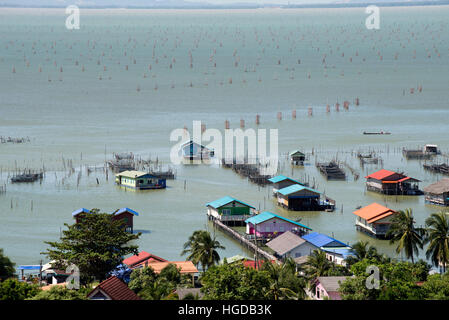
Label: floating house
xmin=206 ymin=196 xmax=256 ymax=226
xmin=123 ymin=251 xmax=167 ymax=269
xmin=275 ymin=184 xmax=334 ymax=211
xmin=115 ymin=170 xmax=166 ymax=190
xmin=266 ymin=230 xmax=318 ymax=260
xmin=423 ymin=178 xmax=449 ymax=206
xmin=87 ymin=276 xmax=141 ymax=300
xmin=245 ymin=211 xmax=311 ymax=240
xmin=365 ymin=169 xmax=422 ymax=195
xmin=179 ymin=140 xmax=214 ymax=163
xmin=71 ymin=207 xmax=139 ymax=233
xmin=403 ymin=144 xmax=439 ymax=160
xmin=353 ymin=203 xmax=397 ymax=238
xmin=268 ymin=175 xmax=304 ymax=196
xmin=290 ymin=150 xmax=306 ymax=165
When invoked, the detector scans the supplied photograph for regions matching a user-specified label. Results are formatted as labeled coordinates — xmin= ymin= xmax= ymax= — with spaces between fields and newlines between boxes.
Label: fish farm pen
xmin=423 ymin=163 xmax=449 ymax=175
xmin=316 ymin=161 xmax=346 ymax=180
xmin=221 ymin=159 xmax=273 ymax=186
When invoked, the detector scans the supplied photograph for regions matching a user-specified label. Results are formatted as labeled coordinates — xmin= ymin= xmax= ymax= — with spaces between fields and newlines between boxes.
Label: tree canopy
xmin=42 ymin=209 xmax=140 ymax=284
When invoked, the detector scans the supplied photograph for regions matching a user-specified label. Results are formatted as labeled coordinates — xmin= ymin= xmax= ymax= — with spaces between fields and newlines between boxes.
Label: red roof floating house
xmin=353 ymin=203 xmax=398 ymax=239
xmin=123 ymin=251 xmax=167 ymax=269
xmin=365 ymin=169 xmax=422 ymax=195
xmin=87 ymin=276 xmax=141 ymax=300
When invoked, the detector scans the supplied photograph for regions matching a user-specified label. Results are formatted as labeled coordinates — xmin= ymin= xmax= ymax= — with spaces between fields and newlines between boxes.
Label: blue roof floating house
xmin=245 ymin=211 xmax=311 ymax=240
xmin=206 ymin=196 xmax=255 ymax=226
xmin=180 ymin=140 xmax=214 ymax=164
xmin=276 ymin=184 xmax=324 ymax=211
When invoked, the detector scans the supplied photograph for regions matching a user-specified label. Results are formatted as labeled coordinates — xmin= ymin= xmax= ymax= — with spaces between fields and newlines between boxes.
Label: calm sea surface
xmin=0 ymin=7 xmax=448 ymax=267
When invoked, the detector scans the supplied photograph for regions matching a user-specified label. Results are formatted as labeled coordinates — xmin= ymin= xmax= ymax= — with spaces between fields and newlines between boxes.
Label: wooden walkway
xmin=210 ymin=218 xmax=278 ymax=263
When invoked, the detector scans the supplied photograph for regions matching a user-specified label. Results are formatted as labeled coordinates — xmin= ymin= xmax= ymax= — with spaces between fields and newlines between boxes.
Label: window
xmin=295 ymin=252 xmax=301 ymax=257
xmin=279 ymin=226 xmax=285 ymax=232
xmin=316 ymin=288 xmax=320 ymax=299
xmin=265 ymin=226 xmax=271 ymax=232
xmin=222 ymin=209 xmax=231 ymax=215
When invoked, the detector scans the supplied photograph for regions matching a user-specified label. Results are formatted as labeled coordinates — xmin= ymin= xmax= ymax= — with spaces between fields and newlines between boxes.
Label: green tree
xmin=0 ymin=248 xmax=15 ymax=281
xmin=43 ymin=209 xmax=140 ymax=284
xmin=0 ymin=278 xmax=40 ymax=300
xmin=260 ymin=258 xmax=305 ymax=300
xmin=386 ymin=208 xmax=426 ymax=263
xmin=181 ymin=230 xmax=225 ymax=272
xmin=128 ymin=264 xmax=188 ymax=300
xmin=421 ymin=273 xmax=449 ymax=300
xmin=200 ymin=262 xmax=271 ymax=300
xmin=29 ymin=285 xmax=90 ymax=300
xmin=425 ymin=211 xmax=449 ymax=273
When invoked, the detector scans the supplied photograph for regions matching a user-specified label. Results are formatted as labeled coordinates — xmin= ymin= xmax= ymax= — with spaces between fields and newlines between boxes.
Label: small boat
xmin=363 ymin=131 xmax=391 ymax=135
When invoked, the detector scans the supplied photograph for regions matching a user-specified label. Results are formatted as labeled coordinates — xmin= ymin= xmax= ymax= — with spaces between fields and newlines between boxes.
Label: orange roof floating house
xmin=353 ymin=203 xmax=397 ymax=239
xmin=365 ymin=169 xmax=422 ymax=195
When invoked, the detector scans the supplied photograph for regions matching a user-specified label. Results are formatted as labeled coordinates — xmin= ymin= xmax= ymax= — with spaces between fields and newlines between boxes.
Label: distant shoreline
xmin=1 ymin=1 xmax=449 ymax=10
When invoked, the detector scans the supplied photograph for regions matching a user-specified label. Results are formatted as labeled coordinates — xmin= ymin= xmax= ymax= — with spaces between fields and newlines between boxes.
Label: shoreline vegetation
xmin=1 ymin=1 xmax=449 ymax=10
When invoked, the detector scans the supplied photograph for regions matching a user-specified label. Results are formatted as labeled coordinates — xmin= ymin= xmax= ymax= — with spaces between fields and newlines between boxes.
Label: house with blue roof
xmin=268 ymin=175 xmax=304 ymax=196
xmin=245 ymin=211 xmax=311 ymax=240
xmin=302 ymin=232 xmax=353 ymax=266
xmin=206 ymin=196 xmax=255 ymax=226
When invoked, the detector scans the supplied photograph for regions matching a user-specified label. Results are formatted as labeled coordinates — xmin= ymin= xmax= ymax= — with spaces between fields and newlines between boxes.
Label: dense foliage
xmin=0 ymin=248 xmax=16 ymax=281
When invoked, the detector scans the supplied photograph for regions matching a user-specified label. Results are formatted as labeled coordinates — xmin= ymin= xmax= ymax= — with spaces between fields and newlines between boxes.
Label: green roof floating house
xmin=206 ymin=196 xmax=256 ymax=226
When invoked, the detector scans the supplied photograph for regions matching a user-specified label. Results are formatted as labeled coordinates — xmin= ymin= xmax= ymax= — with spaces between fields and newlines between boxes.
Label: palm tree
xmin=386 ymin=208 xmax=426 ymax=263
xmin=260 ymin=259 xmax=302 ymax=300
xmin=181 ymin=230 xmax=225 ymax=272
xmin=303 ymin=249 xmax=332 ymax=294
xmin=425 ymin=211 xmax=449 ymax=273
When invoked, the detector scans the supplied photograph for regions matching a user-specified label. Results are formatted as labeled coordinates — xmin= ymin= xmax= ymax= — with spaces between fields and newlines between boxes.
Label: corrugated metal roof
xmin=353 ymin=203 xmax=396 ymax=223
xmin=245 ymin=211 xmax=312 ymax=230
xmin=114 ymin=207 xmax=140 ymax=216
xmin=268 ymin=175 xmax=303 ymax=185
xmin=266 ymin=231 xmax=306 ymax=256
xmin=317 ymin=276 xmax=349 ymax=292
xmin=87 ymin=276 xmax=141 ymax=300
xmin=302 ymin=232 xmax=347 ymax=248
xmin=123 ymin=251 xmax=167 ymax=267
xmin=206 ymin=196 xmax=255 ymax=209
xmin=115 ymin=170 xmax=155 ymax=178
xmin=277 ymin=184 xmax=321 ymax=196
xmin=424 ymin=178 xmax=449 ymax=194
xmin=365 ymin=169 xmax=398 ymax=180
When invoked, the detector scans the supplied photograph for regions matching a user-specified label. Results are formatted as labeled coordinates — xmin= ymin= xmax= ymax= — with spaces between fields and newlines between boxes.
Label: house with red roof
xmin=123 ymin=251 xmax=167 ymax=269
xmin=353 ymin=203 xmax=398 ymax=239
xmin=365 ymin=169 xmax=421 ymax=195
xmin=87 ymin=276 xmax=141 ymax=300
